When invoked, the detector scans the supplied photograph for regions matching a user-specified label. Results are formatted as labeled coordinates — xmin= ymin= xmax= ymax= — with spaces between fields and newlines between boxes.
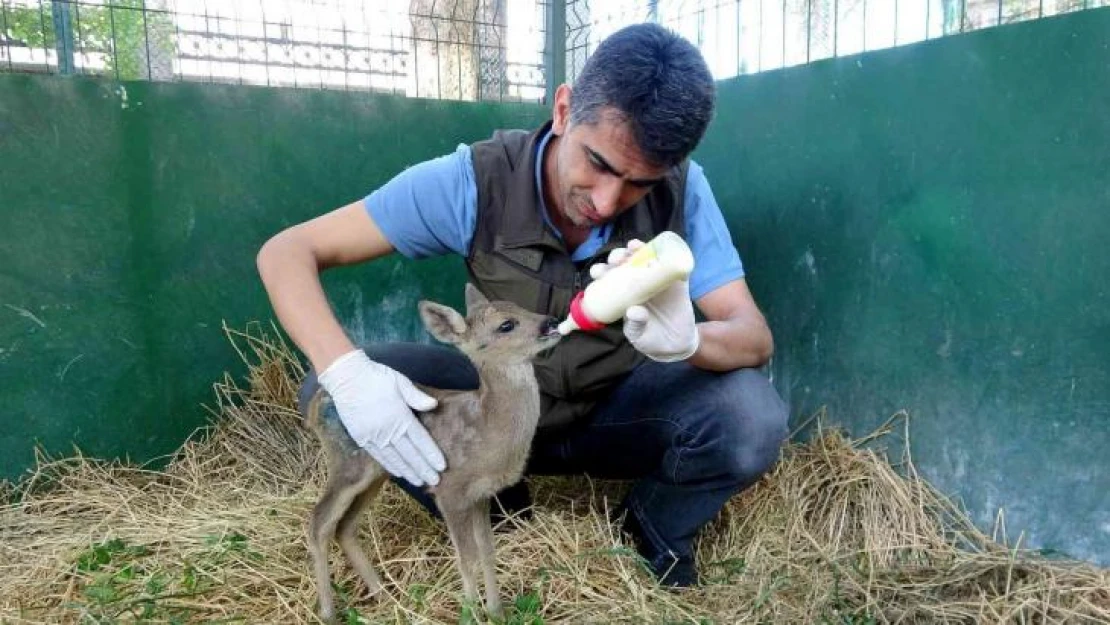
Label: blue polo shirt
xmin=365 ymin=129 xmax=744 ymax=300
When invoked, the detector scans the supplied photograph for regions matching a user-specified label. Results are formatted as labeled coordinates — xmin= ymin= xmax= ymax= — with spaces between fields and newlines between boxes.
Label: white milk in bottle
xmin=557 ymin=231 xmax=695 ymax=335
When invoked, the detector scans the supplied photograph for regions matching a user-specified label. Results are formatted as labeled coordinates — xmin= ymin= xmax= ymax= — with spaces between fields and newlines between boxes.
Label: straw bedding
xmin=2 ymin=322 xmax=1107 ymax=624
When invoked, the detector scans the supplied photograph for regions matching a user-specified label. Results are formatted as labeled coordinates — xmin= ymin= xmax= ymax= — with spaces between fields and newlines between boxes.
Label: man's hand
xmin=590 ymin=240 xmax=700 ymax=362
xmin=317 ymin=349 xmax=447 ymax=486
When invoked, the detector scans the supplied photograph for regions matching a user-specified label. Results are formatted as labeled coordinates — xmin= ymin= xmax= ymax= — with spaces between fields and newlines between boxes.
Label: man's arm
xmin=255 ymin=147 xmax=477 ymax=488
xmin=257 ymin=200 xmax=453 ymax=487
xmin=256 ymin=200 xmax=394 ymax=373
xmin=687 ymin=278 xmax=773 ymax=372
xmin=604 ymin=243 xmax=773 ymax=370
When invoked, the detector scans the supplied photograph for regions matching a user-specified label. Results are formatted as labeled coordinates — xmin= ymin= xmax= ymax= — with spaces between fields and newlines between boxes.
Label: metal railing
xmin=2 ymin=0 xmax=1106 ymax=101
xmin=0 ymin=0 xmax=548 ymax=101
xmin=566 ymin=0 xmax=1109 ymax=83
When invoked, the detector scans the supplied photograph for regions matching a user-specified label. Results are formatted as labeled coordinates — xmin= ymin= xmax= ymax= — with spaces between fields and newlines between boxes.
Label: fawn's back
xmin=307 ymin=288 xmax=560 ymax=506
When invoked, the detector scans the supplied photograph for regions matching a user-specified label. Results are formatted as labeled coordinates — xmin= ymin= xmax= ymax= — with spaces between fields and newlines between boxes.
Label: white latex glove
xmin=590 ymin=241 xmax=701 ymax=362
xmin=317 ymin=349 xmax=446 ymax=487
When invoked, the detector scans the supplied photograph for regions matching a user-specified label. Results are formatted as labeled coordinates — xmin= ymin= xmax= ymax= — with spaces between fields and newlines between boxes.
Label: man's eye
xmin=498 ymin=320 xmax=517 ymax=333
xmin=587 ymin=155 xmax=610 ymax=173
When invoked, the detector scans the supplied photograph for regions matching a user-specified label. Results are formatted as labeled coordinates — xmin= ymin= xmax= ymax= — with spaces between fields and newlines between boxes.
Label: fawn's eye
xmin=497 ymin=319 xmax=517 ymax=333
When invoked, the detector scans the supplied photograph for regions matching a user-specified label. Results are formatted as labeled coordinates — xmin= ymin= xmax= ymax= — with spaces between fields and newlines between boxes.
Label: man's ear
xmin=551 ymin=83 xmax=572 ymax=135
xmin=418 ymin=301 xmax=467 ymax=344
xmin=464 ymin=283 xmax=489 ymax=314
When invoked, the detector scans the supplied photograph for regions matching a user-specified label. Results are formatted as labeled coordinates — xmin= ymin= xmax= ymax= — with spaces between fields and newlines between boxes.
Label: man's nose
xmin=591 ymin=177 xmax=623 ymax=217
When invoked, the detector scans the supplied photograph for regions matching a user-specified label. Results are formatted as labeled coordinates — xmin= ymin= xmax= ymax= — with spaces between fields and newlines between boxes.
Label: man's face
xmin=548 ymin=87 xmax=669 ymax=229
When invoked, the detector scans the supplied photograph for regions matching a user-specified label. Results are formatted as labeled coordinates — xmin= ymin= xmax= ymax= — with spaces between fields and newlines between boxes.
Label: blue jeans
xmin=299 ymin=342 xmax=790 ymax=586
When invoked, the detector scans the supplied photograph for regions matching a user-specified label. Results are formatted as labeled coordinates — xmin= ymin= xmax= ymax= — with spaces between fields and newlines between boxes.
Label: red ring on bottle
xmin=569 ymin=291 xmax=606 ymax=332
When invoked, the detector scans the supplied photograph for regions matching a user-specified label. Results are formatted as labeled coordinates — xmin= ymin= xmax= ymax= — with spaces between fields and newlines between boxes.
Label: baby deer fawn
xmin=302 ymin=284 xmax=561 ymax=621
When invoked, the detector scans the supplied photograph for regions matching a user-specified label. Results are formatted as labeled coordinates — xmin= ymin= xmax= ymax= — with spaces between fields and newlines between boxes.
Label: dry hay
xmin=1 ymin=323 xmax=1107 ymax=624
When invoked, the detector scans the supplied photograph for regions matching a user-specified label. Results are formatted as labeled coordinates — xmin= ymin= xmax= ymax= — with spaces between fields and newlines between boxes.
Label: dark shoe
xmin=617 ymin=505 xmax=698 ymax=587
xmin=649 ymin=553 xmax=697 ymax=587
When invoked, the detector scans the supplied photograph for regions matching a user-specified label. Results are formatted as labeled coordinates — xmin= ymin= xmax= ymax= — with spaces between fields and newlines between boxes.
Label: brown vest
xmin=467 ymin=121 xmax=687 ymax=429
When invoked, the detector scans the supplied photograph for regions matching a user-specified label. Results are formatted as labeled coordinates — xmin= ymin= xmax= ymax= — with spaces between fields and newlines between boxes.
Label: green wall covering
xmin=1 ymin=7 xmax=1106 ymax=568
xmin=0 ymin=76 xmax=543 ymax=482
xmin=695 ymin=8 xmax=1109 ymax=565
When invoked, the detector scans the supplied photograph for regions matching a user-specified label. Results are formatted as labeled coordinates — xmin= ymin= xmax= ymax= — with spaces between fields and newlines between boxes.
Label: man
xmin=257 ymin=23 xmax=789 ymax=587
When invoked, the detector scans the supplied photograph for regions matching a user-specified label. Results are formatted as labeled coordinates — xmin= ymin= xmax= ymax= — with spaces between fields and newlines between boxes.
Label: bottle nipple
xmin=559 ymin=291 xmax=606 ymax=335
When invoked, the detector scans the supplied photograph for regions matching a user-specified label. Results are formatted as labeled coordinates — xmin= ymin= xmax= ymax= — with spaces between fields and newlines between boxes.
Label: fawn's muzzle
xmin=540 ymin=317 xmax=561 ymax=337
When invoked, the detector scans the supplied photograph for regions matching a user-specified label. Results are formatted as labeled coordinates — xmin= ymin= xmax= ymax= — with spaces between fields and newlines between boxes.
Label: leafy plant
xmin=3 ymin=0 xmax=174 ymax=79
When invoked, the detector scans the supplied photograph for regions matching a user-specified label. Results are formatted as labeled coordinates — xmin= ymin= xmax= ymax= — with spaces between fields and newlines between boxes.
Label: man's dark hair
xmin=569 ymin=23 xmax=716 ymax=168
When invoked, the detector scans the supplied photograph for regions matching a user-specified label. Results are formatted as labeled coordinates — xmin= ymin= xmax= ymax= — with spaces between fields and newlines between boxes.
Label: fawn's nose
xmin=540 ymin=317 xmax=560 ymax=336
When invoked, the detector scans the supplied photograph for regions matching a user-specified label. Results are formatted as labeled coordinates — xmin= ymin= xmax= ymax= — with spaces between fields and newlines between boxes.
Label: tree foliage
xmin=2 ymin=0 xmax=173 ymax=80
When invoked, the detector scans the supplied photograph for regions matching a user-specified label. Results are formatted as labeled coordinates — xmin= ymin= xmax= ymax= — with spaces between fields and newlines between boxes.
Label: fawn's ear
xmin=464 ymin=283 xmax=489 ymax=313
xmin=419 ymin=300 xmax=468 ymax=344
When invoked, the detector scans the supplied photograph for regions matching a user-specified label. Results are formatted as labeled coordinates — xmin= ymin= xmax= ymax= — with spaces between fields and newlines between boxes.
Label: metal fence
xmin=0 ymin=0 xmax=548 ymax=101
xmin=566 ymin=0 xmax=1110 ymax=82
xmin=2 ymin=0 xmax=1107 ymax=102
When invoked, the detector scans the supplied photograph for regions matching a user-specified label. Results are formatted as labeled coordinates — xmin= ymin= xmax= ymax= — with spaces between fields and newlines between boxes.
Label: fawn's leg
xmin=335 ymin=470 xmax=388 ymax=596
xmin=308 ymin=458 xmax=378 ymax=622
xmin=440 ymin=500 xmax=483 ymax=605
xmin=471 ymin=497 xmax=503 ymax=618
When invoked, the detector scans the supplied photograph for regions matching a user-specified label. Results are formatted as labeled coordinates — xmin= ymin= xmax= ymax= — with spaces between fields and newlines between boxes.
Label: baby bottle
xmin=558 ymin=231 xmax=695 ymax=335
